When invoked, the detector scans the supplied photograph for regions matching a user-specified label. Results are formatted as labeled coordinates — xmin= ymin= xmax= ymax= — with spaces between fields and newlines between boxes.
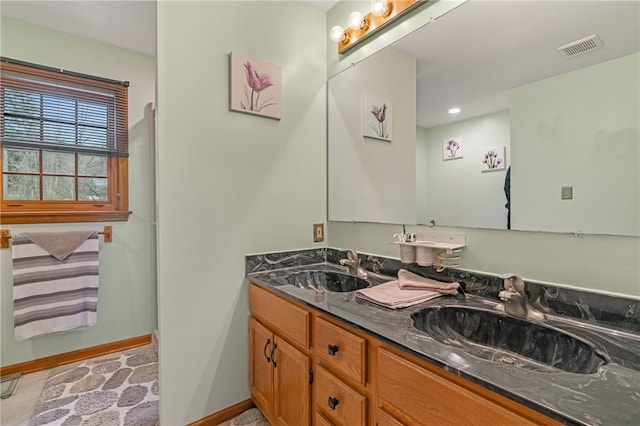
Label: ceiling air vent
xmin=558 ymin=34 xmax=603 ymax=58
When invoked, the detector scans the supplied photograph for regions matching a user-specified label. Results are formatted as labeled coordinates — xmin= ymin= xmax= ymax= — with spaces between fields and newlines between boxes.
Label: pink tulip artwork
xmin=230 ymin=52 xmax=282 ymax=119
xmin=363 ymin=94 xmax=392 ymax=141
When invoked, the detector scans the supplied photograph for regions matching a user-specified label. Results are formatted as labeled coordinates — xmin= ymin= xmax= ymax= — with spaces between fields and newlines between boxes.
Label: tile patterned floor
xmin=219 ymin=407 xmax=270 ymax=426
xmin=1 ymin=352 xmax=265 ymax=426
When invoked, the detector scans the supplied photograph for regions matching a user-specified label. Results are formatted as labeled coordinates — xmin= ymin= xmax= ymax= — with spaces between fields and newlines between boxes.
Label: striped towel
xmin=12 ymin=231 xmax=99 ymax=341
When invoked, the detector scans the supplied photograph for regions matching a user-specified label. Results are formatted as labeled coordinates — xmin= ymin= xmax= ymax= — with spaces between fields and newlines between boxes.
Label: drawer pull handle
xmin=327 ymin=344 xmax=339 ymax=356
xmin=263 ymin=338 xmax=271 ymax=363
xmin=328 ymin=396 xmax=339 ymax=410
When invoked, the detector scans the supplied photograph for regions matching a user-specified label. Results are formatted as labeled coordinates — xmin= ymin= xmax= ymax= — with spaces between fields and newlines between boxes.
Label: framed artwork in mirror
xmin=229 ymin=52 xmax=282 ymax=120
xmin=363 ymin=94 xmax=392 ymax=142
xmin=481 ymin=145 xmax=506 ymax=171
xmin=443 ymin=137 xmax=463 ymax=160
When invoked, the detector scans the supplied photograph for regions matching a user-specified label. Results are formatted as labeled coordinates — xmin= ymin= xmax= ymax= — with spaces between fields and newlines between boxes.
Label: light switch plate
xmin=313 ymin=223 xmax=324 ymax=242
xmin=561 ymin=186 xmax=573 ymax=200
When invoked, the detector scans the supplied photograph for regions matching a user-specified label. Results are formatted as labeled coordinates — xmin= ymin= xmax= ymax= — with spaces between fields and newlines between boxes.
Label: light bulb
xmin=371 ymin=0 xmax=388 ymax=16
xmin=448 ymin=107 xmax=461 ymax=114
xmin=348 ymin=11 xmax=365 ymax=30
xmin=329 ymin=25 xmax=346 ymax=43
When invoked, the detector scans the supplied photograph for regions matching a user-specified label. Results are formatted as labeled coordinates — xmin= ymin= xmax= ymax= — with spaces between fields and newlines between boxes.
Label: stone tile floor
xmin=1 ymin=345 xmax=157 ymax=426
xmin=1 ymin=346 xmax=266 ymax=426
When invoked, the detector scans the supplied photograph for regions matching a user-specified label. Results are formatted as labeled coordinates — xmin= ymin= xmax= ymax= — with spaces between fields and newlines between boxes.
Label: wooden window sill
xmin=0 ymin=210 xmax=132 ymax=224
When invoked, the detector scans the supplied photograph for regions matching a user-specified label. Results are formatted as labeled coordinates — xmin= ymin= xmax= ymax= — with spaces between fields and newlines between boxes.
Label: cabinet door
xmin=376 ymin=408 xmax=404 ymax=426
xmin=250 ymin=317 xmax=274 ymax=419
xmin=273 ymin=336 xmax=311 ymax=426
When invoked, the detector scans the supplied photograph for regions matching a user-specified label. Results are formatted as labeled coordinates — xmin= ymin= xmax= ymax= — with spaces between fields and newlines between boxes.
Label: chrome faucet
xmin=339 ymin=249 xmax=368 ymax=278
xmin=495 ymin=274 xmax=545 ymax=320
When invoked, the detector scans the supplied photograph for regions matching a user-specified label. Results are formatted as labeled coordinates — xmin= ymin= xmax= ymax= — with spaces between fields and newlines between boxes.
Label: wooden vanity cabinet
xmin=249 ymin=282 xmax=560 ymax=426
xmin=249 ymin=285 xmax=311 ymax=426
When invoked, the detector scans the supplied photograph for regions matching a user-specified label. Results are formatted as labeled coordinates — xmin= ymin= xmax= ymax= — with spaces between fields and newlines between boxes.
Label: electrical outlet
xmin=313 ymin=223 xmax=324 ymax=242
xmin=561 ymin=186 xmax=573 ymax=200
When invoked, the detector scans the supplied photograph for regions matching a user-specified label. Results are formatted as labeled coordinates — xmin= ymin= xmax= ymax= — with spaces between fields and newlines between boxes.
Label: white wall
xmin=418 ymin=110 xmax=510 ymax=229
xmin=156 ymin=2 xmax=326 ymax=424
xmin=0 ymin=18 xmax=157 ymax=365
xmin=328 ymin=46 xmax=416 ymax=224
xmin=511 ymin=52 xmax=639 ymax=236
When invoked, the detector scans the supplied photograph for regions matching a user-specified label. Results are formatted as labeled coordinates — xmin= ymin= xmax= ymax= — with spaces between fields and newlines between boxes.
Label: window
xmin=0 ymin=58 xmax=130 ymax=224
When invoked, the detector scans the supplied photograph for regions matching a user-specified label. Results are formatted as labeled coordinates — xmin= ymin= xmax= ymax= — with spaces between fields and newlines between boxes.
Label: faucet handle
xmin=346 ymin=249 xmax=358 ymax=262
xmin=500 ymin=274 xmax=525 ymax=295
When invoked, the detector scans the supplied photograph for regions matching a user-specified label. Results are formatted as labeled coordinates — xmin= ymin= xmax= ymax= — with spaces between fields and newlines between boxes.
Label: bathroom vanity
xmin=246 ymin=248 xmax=640 ymax=425
xmin=249 ymin=282 xmax=556 ymax=425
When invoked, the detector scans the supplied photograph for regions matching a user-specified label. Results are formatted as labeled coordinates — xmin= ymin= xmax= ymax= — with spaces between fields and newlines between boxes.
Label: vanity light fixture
xmin=348 ymin=11 xmax=367 ymax=30
xmin=448 ymin=107 xmax=461 ymax=114
xmin=371 ymin=0 xmax=390 ymax=17
xmin=330 ymin=0 xmax=424 ymax=54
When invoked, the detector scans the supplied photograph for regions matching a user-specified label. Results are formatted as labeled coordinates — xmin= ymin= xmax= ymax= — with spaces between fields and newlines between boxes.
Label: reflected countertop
xmin=246 ymin=252 xmax=640 ymax=426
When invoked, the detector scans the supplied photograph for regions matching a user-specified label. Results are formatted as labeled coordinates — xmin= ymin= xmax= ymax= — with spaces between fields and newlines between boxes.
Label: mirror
xmin=328 ymin=0 xmax=639 ymax=236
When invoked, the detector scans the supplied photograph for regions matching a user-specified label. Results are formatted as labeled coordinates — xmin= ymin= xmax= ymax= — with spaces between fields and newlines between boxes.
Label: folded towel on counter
xmin=12 ymin=231 xmax=100 ymax=341
xmin=397 ymin=269 xmax=460 ymax=294
xmin=355 ymin=280 xmax=446 ymax=309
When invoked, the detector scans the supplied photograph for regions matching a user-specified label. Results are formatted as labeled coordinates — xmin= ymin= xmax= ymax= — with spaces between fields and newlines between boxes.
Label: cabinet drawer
xmin=315 ymin=316 xmax=366 ymax=385
xmin=314 ymin=365 xmax=366 ymax=426
xmin=249 ymin=283 xmax=310 ymax=348
xmin=377 ymin=347 xmax=539 ymax=425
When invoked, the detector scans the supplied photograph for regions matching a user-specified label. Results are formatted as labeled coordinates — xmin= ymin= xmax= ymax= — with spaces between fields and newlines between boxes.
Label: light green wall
xmin=328 ymin=46 xmax=416 ymax=224
xmin=156 ymin=2 xmax=326 ymax=424
xmin=0 ymin=18 xmax=157 ymax=365
xmin=328 ymin=222 xmax=640 ymax=298
xmin=511 ymin=52 xmax=639 ymax=236
xmin=418 ymin=110 xmax=511 ymax=229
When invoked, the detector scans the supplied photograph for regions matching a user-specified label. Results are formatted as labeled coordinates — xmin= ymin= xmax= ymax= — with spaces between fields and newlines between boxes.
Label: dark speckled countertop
xmin=246 ymin=248 xmax=640 ymax=426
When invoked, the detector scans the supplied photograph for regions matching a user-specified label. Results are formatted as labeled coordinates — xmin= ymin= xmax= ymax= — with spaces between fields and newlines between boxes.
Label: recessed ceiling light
xmin=448 ymin=107 xmax=461 ymax=114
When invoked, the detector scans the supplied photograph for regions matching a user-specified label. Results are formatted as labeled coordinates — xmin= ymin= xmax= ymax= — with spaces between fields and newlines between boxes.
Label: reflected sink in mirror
xmin=411 ymin=306 xmax=609 ymax=374
xmin=285 ymin=270 xmax=370 ymax=293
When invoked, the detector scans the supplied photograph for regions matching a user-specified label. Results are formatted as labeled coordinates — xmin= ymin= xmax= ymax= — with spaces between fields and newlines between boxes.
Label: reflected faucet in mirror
xmin=495 ymin=274 xmax=546 ymax=321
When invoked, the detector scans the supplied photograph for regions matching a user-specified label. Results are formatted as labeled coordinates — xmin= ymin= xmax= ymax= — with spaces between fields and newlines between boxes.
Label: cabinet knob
xmin=327 ymin=396 xmax=339 ymax=410
xmin=327 ymin=344 xmax=339 ymax=356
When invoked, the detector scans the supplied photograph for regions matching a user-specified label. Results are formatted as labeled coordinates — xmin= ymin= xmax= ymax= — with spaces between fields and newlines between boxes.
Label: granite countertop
xmin=245 ymin=248 xmax=640 ymax=426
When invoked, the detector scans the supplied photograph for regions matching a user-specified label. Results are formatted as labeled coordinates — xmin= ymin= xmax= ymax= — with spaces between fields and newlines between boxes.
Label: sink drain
xmin=499 ymin=355 xmax=516 ymax=365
